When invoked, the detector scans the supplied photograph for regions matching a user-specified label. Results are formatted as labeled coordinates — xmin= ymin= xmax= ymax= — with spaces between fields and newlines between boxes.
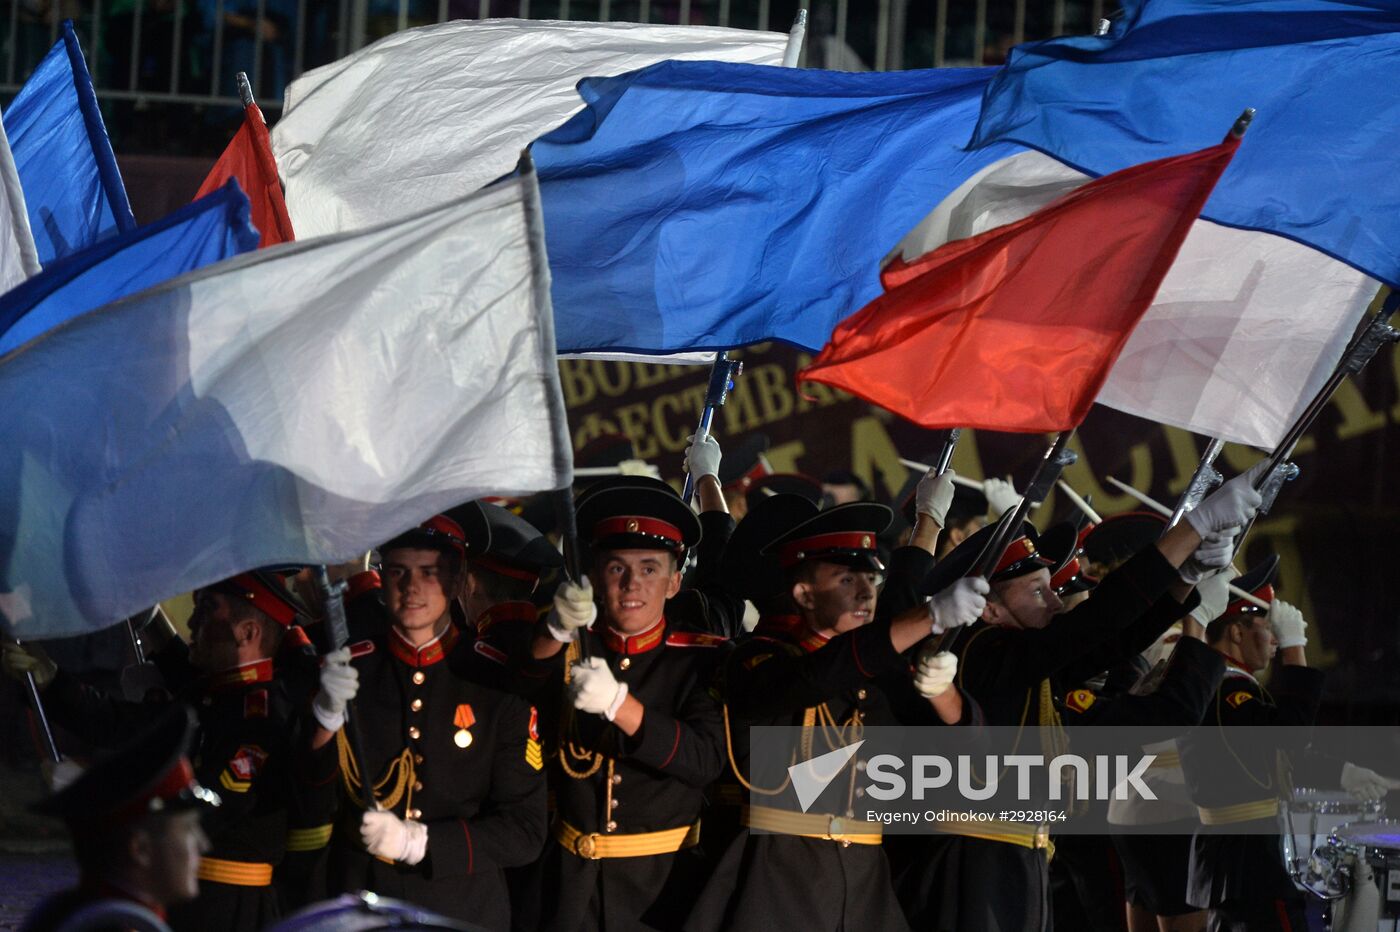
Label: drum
xmin=266 ymin=892 xmax=484 ymax=931
xmin=1283 ymin=788 xmax=1385 ymax=879
xmin=1324 ymin=820 xmax=1400 ymax=932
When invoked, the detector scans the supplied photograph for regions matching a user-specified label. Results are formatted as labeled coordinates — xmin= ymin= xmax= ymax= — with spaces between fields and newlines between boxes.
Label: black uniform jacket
xmin=325 ymin=623 xmax=548 ymax=931
xmin=1057 ymin=635 xmax=1225 ymax=727
xmin=530 ymin=619 xmax=728 ymax=932
xmin=1179 ymin=659 xmax=1331 ymax=909
xmin=44 ymin=659 xmax=304 ymax=932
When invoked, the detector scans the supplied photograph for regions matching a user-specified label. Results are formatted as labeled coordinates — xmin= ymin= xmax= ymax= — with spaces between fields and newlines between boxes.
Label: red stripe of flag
xmin=195 ymin=102 xmax=295 ymax=248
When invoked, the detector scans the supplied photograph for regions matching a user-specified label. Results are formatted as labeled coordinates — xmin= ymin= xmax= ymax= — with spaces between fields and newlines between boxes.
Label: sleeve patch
xmin=1064 ymin=689 xmax=1097 ymax=713
xmin=525 ymin=738 xmax=544 ymax=771
xmin=665 ymin=631 xmax=727 ymax=648
xmin=227 ymin=744 xmax=268 ymax=781
xmin=528 ymin=707 xmax=540 ymax=742
xmin=1225 ymin=690 xmax=1255 ymax=709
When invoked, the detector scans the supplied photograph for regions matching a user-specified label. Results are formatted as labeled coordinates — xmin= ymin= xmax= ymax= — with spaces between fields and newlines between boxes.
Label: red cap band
xmin=110 ymin=757 xmax=197 ymax=825
xmin=994 ymin=537 xmax=1041 ymax=577
xmin=1223 ymin=582 xmax=1274 ymax=616
xmin=225 ymin=573 xmax=298 ymax=627
xmin=1050 ymin=555 xmax=1083 ymax=590
xmin=723 ymin=460 xmax=770 ymax=492
xmin=593 ymin=516 xmax=683 ymax=546
xmin=472 ymin=555 xmax=541 ymax=585
xmin=778 ymin=531 xmax=879 ymax=569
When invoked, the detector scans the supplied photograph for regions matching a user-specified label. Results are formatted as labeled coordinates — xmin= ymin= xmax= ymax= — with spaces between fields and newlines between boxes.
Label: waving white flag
xmin=0 ymin=172 xmax=571 ymax=638
xmin=0 ymin=120 xmax=40 ymax=294
xmin=273 ymin=18 xmax=788 ymax=239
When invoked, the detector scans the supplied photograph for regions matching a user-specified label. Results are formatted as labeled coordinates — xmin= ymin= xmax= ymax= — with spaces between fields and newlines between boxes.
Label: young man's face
xmin=986 ymin=568 xmax=1062 ymax=630
xmin=595 ymin=549 xmax=682 ymax=634
xmin=792 ymin=561 xmax=879 ymax=635
xmin=142 ymin=809 xmax=208 ymax=905
xmin=1230 ymin=614 xmax=1277 ymax=671
xmin=382 ymin=547 xmax=453 ymax=636
xmin=187 ymin=592 xmax=241 ymax=673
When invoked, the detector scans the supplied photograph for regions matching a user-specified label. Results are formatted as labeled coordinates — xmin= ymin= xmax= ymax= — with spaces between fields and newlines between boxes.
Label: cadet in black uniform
xmin=313 ymin=514 xmax=548 ymax=930
xmin=3 ymin=571 xmax=316 ymax=932
xmin=23 ymin=708 xmax=213 ymax=932
xmin=893 ymin=465 xmax=1263 ymax=932
xmin=524 ymin=453 xmax=733 ymax=932
xmin=688 ymin=468 xmax=988 ymax=932
xmin=446 ymin=499 xmax=562 ymax=690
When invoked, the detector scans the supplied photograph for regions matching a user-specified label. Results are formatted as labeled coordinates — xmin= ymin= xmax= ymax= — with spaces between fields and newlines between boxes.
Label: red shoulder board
xmin=244 ymin=688 xmax=269 ymax=719
xmin=347 ymin=640 xmax=376 ymax=660
xmin=1225 ymin=689 xmax=1255 ymax=709
xmin=1064 ymin=689 xmax=1097 ymax=714
xmin=346 ymin=570 xmax=381 ymax=600
xmin=665 ymin=631 xmax=727 ymax=648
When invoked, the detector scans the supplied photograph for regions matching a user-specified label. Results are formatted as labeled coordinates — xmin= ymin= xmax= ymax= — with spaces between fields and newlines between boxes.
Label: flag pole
xmin=680 ymin=9 xmax=807 ymax=506
xmin=899 ymin=458 xmax=983 ymax=491
xmin=519 ymin=147 xmax=592 ymax=659
xmin=932 ymin=428 xmax=961 ymax=475
xmin=940 ymin=430 xmax=1077 ymax=652
xmin=9 ymin=638 xmax=61 ymax=762
xmin=1104 ymin=476 xmax=1270 ymax=609
xmin=316 ymin=566 xmax=379 ymax=810
xmin=1166 ymin=437 xmax=1225 ymax=529
xmin=236 ymin=70 xmax=255 ymax=108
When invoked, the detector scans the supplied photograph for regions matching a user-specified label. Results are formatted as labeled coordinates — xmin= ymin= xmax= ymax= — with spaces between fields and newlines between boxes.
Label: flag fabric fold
xmin=798 ymin=138 xmax=1240 ymax=433
xmin=0 ymin=119 xmax=40 ymax=294
xmin=2 ymin=20 xmax=135 ymax=264
xmin=887 ymin=150 xmax=1377 ymax=449
xmin=271 ymin=18 xmax=789 ymax=239
xmin=196 ymin=101 xmax=294 ymax=247
xmin=970 ymin=0 xmax=1400 ymax=288
xmin=0 ymin=180 xmax=260 ymax=357
xmin=0 ymin=174 xmax=572 ymax=639
xmin=532 ymin=60 xmax=1017 ymax=355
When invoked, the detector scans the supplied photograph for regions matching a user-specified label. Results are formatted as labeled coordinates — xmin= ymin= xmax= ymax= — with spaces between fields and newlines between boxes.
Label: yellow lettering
xmin=632 ymin=363 xmax=672 ymax=389
xmin=764 ymin=440 xmax=806 ymax=473
xmin=612 ymin=402 xmax=659 ymax=459
xmin=752 ymin=364 xmax=795 ymax=425
xmin=650 ymin=393 xmax=690 ymax=453
xmin=1330 ymin=378 xmax=1387 ymax=442
xmin=1056 ymin=434 xmax=1155 ymax=517
xmin=593 ymin=361 xmax=631 ymax=398
xmin=850 ymin=416 xmax=908 ymax=498
xmin=558 ymin=360 xmax=596 ymax=408
xmin=720 ymin=374 xmax=764 ymax=434
xmin=573 ymin=414 xmax=619 ymax=450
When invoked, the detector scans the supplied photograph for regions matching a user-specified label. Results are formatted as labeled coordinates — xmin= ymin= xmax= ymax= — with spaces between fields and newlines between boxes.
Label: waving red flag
xmin=195 ymin=102 xmax=294 ymax=248
xmin=798 ymin=136 xmax=1239 ymax=433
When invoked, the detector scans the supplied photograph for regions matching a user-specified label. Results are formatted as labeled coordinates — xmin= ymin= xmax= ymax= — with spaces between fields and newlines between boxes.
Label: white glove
xmin=547 ymin=577 xmax=596 ymax=643
xmin=983 ymin=477 xmax=1021 ymax=520
xmin=361 ymin=810 xmax=428 ymax=865
xmin=913 ymin=647 xmax=958 ymax=699
xmin=1341 ymin=762 xmax=1400 ymax=802
xmin=1185 ymin=462 xmax=1267 ymax=537
xmin=929 ymin=577 xmax=989 ymax=634
xmin=1188 ymin=567 xmax=1236 ymax=626
xmin=313 ymin=647 xmax=359 ymax=732
xmin=568 ymin=657 xmax=630 ymax=720
xmin=914 ymin=468 xmax=957 ymax=527
xmin=1269 ymin=599 xmax=1308 ymax=649
xmin=1 ymin=641 xmax=56 ymax=688
xmin=1179 ymin=529 xmax=1239 ymax=585
xmin=683 ymin=433 xmax=722 ymax=482
xmin=41 ymin=758 xmax=85 ymax=793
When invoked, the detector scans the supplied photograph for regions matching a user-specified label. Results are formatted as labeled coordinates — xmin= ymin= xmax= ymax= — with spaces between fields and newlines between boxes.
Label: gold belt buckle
xmin=575 ymin=832 xmax=601 ymax=860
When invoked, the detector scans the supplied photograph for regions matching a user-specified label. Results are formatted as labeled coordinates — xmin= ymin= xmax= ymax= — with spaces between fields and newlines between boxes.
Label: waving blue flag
xmin=0 ymin=180 xmax=258 ymax=357
xmin=970 ymin=0 xmax=1400 ymax=287
xmin=3 ymin=20 xmax=136 ymax=265
xmin=532 ymin=61 xmax=1016 ymax=354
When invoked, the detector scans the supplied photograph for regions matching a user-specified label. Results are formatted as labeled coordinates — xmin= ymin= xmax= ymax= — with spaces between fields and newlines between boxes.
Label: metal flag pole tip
xmin=236 ymin=71 xmax=254 ymax=108
xmin=1230 ymin=108 xmax=1255 ymax=139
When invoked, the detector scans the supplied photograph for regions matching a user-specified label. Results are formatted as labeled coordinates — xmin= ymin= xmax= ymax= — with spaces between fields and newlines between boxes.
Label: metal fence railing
xmin=1 ymin=1 xmax=1107 ymax=144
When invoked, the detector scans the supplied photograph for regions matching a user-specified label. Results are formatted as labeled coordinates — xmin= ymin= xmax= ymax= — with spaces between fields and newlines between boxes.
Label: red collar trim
xmin=472 ymin=555 xmax=540 ymax=585
xmin=593 ymin=515 xmax=683 ymax=546
xmin=206 ymin=658 xmax=274 ymax=692
xmin=388 ymin=623 xmax=460 ymax=668
xmin=600 ymin=619 xmax=667 ymax=656
xmin=777 ymin=531 xmax=878 ymax=569
xmin=753 ymin=614 xmax=829 ymax=654
xmin=475 ymin=601 xmax=539 ymax=636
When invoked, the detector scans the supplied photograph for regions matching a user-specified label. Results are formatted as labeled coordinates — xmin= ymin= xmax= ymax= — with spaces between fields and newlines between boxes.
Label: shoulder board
xmin=474 ymin=640 xmax=509 ymax=666
xmin=1064 ymin=689 xmax=1097 ymax=714
xmin=244 ymin=688 xmax=269 ymax=719
xmin=348 ymin=640 xmax=376 ymax=660
xmin=1224 ymin=689 xmax=1256 ymax=709
xmin=665 ymin=631 xmax=727 ymax=648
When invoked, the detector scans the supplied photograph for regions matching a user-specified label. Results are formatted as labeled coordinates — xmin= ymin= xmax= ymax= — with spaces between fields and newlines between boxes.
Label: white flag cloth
xmin=272 ymin=18 xmax=788 ymax=240
xmin=0 ymin=173 xmax=571 ymax=639
xmin=0 ymin=119 xmax=40 ymax=294
xmin=888 ymin=150 xmax=1377 ymax=449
